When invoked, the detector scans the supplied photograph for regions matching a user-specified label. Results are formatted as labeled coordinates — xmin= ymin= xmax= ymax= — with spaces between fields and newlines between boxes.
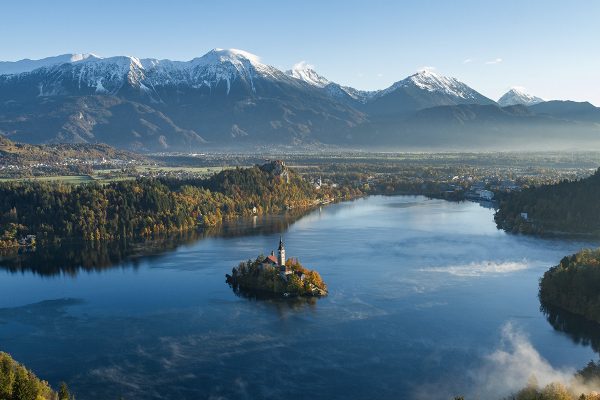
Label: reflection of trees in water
xmin=0 ymin=212 xmax=307 ymax=277
xmin=541 ymin=302 xmax=600 ymax=354
xmin=230 ymin=286 xmax=319 ymax=313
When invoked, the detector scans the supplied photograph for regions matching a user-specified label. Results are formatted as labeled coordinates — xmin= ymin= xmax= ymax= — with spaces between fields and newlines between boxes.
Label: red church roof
xmin=265 ymin=255 xmax=278 ymax=264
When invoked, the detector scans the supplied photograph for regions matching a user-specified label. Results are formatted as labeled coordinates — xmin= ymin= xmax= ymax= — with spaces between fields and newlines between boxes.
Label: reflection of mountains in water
xmin=541 ymin=303 xmax=600 ymax=354
xmin=0 ymin=212 xmax=306 ymax=276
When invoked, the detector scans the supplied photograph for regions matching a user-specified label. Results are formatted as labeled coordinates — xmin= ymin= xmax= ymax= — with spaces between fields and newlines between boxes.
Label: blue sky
xmin=1 ymin=0 xmax=599 ymax=104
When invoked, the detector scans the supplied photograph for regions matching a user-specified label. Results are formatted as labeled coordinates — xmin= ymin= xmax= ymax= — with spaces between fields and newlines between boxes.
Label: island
xmin=226 ymin=237 xmax=328 ymax=297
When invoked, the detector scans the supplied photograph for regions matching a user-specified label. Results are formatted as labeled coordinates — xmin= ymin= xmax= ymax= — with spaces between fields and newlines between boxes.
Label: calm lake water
xmin=1 ymin=196 xmax=599 ymax=400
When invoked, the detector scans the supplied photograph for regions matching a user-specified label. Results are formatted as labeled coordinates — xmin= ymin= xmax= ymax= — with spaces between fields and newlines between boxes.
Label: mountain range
xmin=0 ymin=49 xmax=598 ymax=151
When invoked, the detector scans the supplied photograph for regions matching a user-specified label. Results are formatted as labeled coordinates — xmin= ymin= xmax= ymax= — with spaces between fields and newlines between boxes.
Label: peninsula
xmin=226 ymin=237 xmax=328 ymax=297
xmin=539 ymin=248 xmax=600 ymax=323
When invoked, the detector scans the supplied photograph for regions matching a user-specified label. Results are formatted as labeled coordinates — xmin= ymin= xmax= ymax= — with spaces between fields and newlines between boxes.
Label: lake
xmin=0 ymin=195 xmax=598 ymax=400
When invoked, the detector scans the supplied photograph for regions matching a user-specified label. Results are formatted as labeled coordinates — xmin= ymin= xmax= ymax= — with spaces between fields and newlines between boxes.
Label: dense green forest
xmin=0 ymin=161 xmax=362 ymax=248
xmin=226 ymin=256 xmax=328 ymax=297
xmin=495 ymin=169 xmax=600 ymax=236
xmin=539 ymin=248 xmax=600 ymax=323
xmin=0 ymin=351 xmax=73 ymax=400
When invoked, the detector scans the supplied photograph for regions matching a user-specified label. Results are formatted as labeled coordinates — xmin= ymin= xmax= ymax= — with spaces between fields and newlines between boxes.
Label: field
xmin=136 ymin=166 xmax=234 ymax=175
xmin=0 ymin=166 xmax=236 ymax=184
xmin=0 ymin=175 xmax=96 ymax=184
xmin=0 ymin=174 xmax=138 ymax=184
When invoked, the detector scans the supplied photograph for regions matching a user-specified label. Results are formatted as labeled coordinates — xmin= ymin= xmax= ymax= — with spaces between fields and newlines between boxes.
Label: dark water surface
xmin=1 ymin=196 xmax=599 ymax=399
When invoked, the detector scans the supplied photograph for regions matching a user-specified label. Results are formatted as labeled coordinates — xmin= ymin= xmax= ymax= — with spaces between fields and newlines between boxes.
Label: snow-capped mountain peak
xmin=180 ymin=48 xmax=283 ymax=89
xmin=69 ymin=53 xmax=101 ymax=62
xmin=375 ymin=69 xmax=494 ymax=106
xmin=285 ymin=61 xmax=330 ymax=88
xmin=404 ymin=69 xmax=471 ymax=98
xmin=201 ymin=48 xmax=262 ymax=65
xmin=498 ymin=87 xmax=544 ymax=106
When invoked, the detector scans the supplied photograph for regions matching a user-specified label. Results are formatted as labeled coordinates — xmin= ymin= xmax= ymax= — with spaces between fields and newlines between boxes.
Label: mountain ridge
xmin=0 ymin=49 xmax=599 ymax=151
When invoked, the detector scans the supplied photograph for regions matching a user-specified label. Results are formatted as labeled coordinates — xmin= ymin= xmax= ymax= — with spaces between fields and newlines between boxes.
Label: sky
xmin=1 ymin=0 xmax=599 ymax=104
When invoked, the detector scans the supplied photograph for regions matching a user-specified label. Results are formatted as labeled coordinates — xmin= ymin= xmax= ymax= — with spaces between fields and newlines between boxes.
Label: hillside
xmin=495 ymin=169 xmax=600 ymax=236
xmin=0 ymin=136 xmax=146 ymax=162
xmin=0 ymin=161 xmax=361 ymax=247
xmin=0 ymin=137 xmax=148 ymax=177
xmin=0 ymin=351 xmax=60 ymax=400
xmin=539 ymin=249 xmax=600 ymax=324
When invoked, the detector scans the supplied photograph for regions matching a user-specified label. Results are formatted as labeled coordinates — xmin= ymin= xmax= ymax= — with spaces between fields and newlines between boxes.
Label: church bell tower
xmin=277 ymin=236 xmax=286 ymax=267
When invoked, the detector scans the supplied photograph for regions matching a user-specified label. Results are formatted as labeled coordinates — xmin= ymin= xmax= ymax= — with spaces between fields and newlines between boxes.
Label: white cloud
xmin=414 ymin=322 xmax=597 ymax=399
xmin=291 ymin=60 xmax=314 ymax=71
xmin=470 ymin=322 xmax=582 ymax=398
xmin=485 ymin=58 xmax=503 ymax=65
xmin=463 ymin=58 xmax=473 ymax=64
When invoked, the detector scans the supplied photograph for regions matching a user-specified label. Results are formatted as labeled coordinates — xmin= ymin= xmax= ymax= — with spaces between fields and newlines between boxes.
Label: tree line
xmin=495 ymin=168 xmax=600 ymax=236
xmin=0 ymin=351 xmax=72 ymax=400
xmin=539 ymin=248 xmax=600 ymax=323
xmin=0 ymin=163 xmax=362 ymax=248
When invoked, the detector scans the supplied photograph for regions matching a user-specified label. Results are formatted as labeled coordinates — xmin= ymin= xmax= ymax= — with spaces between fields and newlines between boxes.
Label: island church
xmin=262 ymin=236 xmax=288 ymax=271
xmin=261 ymin=236 xmax=306 ymax=278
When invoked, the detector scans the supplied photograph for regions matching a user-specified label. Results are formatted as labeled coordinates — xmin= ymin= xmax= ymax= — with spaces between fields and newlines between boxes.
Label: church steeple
xmin=277 ymin=236 xmax=286 ymax=267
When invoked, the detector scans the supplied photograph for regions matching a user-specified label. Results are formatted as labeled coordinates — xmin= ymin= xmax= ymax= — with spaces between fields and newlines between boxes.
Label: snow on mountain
xmin=1 ymin=50 xmax=599 ymax=151
xmin=0 ymin=49 xmax=295 ymax=97
xmin=360 ymin=69 xmax=495 ymax=117
xmin=498 ymin=87 xmax=544 ymax=106
xmin=33 ymin=55 xmax=148 ymax=96
xmin=0 ymin=53 xmax=100 ymax=75
xmin=1 ymin=52 xmax=536 ymax=108
xmin=284 ymin=62 xmax=377 ymax=103
xmin=285 ymin=61 xmax=330 ymax=87
xmin=143 ymin=48 xmax=287 ymax=94
xmin=380 ymin=69 xmax=490 ymax=103
xmin=336 ymin=85 xmax=377 ymax=103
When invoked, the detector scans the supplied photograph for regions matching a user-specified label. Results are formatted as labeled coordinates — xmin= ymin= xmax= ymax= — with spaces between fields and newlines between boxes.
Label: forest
xmin=0 ymin=351 xmax=72 ymax=400
xmin=494 ymin=168 xmax=600 ymax=236
xmin=539 ymin=248 xmax=600 ymax=323
xmin=0 ymin=161 xmax=362 ymax=248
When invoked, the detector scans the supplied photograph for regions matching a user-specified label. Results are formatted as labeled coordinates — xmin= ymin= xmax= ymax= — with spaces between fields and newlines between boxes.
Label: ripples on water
xmin=0 ymin=196 xmax=598 ymax=400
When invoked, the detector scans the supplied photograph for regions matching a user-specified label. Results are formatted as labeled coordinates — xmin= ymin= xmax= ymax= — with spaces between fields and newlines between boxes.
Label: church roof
xmin=265 ymin=255 xmax=278 ymax=264
xmin=278 ymin=236 xmax=284 ymax=250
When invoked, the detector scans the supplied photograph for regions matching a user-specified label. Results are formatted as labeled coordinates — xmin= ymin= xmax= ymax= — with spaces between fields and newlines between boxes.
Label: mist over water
xmin=0 ymin=196 xmax=598 ymax=400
